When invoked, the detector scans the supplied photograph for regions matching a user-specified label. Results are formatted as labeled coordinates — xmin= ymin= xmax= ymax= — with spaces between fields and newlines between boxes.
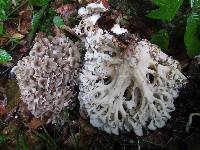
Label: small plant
xmin=146 ymin=0 xmax=184 ymax=21
xmin=29 ymin=0 xmax=50 ymax=7
xmin=39 ymin=8 xmax=57 ymax=34
xmin=0 ymin=134 xmax=10 ymax=144
xmin=0 ymin=48 xmax=12 ymax=64
xmin=35 ymin=127 xmax=58 ymax=149
xmin=109 ymin=0 xmax=200 ymax=57
xmin=184 ymin=1 xmax=200 ymax=57
xmin=53 ymin=16 xmax=65 ymax=27
xmin=15 ymin=130 xmax=30 ymax=150
xmin=28 ymin=4 xmax=48 ymax=45
xmin=150 ymin=29 xmax=169 ymax=51
xmin=0 ymin=0 xmax=12 ymax=20
xmin=147 ymin=0 xmax=200 ymax=57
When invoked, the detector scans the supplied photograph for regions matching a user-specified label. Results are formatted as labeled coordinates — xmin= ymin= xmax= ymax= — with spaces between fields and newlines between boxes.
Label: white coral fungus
xmin=111 ymin=24 xmax=128 ymax=35
xmin=77 ymin=2 xmax=187 ymax=136
xmin=12 ymin=33 xmax=80 ymax=123
xmin=74 ymin=2 xmax=107 ymax=37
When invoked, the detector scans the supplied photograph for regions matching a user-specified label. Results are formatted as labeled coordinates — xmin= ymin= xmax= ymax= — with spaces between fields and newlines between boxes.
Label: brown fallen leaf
xmin=0 ymin=106 xmax=8 ymax=116
xmin=27 ymin=117 xmax=45 ymax=129
xmin=100 ymin=0 xmax=110 ymax=8
xmin=0 ymin=86 xmax=7 ymax=106
xmin=79 ymin=118 xmax=100 ymax=148
xmin=59 ymin=25 xmax=78 ymax=35
xmin=18 ymin=102 xmax=33 ymax=123
xmin=56 ymin=4 xmax=77 ymax=15
xmin=5 ymin=79 xmax=21 ymax=111
xmin=79 ymin=108 xmax=88 ymax=120
xmin=4 ymin=20 xmax=18 ymax=36
xmin=25 ymin=130 xmax=38 ymax=149
xmin=79 ymin=118 xmax=97 ymax=135
xmin=64 ymin=133 xmax=80 ymax=148
xmin=18 ymin=10 xmax=32 ymax=34
xmin=12 ymin=33 xmax=24 ymax=40
xmin=19 ymin=47 xmax=28 ymax=53
xmin=56 ymin=3 xmax=78 ymax=24
xmin=50 ymin=0 xmax=65 ymax=9
xmin=0 ymin=81 xmax=7 ymax=116
xmin=0 ymin=37 xmax=8 ymax=46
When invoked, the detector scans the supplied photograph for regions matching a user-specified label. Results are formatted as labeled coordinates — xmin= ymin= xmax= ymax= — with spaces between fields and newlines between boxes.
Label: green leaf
xmin=150 ymin=0 xmax=168 ymax=6
xmin=0 ymin=134 xmax=9 ymax=144
xmin=53 ymin=16 xmax=65 ymax=27
xmin=146 ymin=0 xmax=183 ymax=21
xmin=184 ymin=12 xmax=200 ymax=57
xmin=0 ymin=49 xmax=12 ymax=64
xmin=39 ymin=8 xmax=56 ymax=34
xmin=0 ymin=23 xmax=4 ymax=35
xmin=28 ymin=5 xmax=48 ymax=46
xmin=43 ymin=127 xmax=57 ymax=148
xmin=29 ymin=0 xmax=50 ymax=7
xmin=35 ymin=127 xmax=57 ymax=148
xmin=19 ymin=135 xmax=29 ymax=150
xmin=150 ymin=29 xmax=169 ymax=51
xmin=190 ymin=0 xmax=200 ymax=9
xmin=0 ymin=0 xmax=12 ymax=20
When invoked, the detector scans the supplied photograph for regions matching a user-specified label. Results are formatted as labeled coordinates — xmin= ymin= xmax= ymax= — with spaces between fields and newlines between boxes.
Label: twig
xmin=185 ymin=113 xmax=200 ymax=133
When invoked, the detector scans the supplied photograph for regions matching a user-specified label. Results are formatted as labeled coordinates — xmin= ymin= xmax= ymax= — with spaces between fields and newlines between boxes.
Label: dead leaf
xmin=79 ymin=108 xmax=88 ymax=120
xmin=18 ymin=102 xmax=33 ymax=123
xmin=56 ymin=4 xmax=77 ymax=23
xmin=18 ymin=10 xmax=32 ymax=34
xmin=0 ymin=37 xmax=8 ymax=46
xmin=0 ymin=106 xmax=8 ymax=116
xmin=0 ymin=86 xmax=7 ymax=106
xmin=5 ymin=79 xmax=21 ymax=111
xmin=27 ymin=117 xmax=45 ymax=129
xmin=79 ymin=118 xmax=97 ymax=135
xmin=19 ymin=47 xmax=28 ymax=53
xmin=35 ymin=32 xmax=47 ymax=39
xmin=56 ymin=4 xmax=77 ymax=15
xmin=25 ymin=130 xmax=38 ymax=148
xmin=100 ymin=0 xmax=110 ymax=8
xmin=64 ymin=133 xmax=80 ymax=148
xmin=60 ymin=25 xmax=78 ymax=36
xmin=12 ymin=33 xmax=24 ymax=40
xmin=4 ymin=21 xmax=18 ymax=36
xmin=79 ymin=121 xmax=96 ymax=149
xmin=0 ymin=83 xmax=8 ymax=117
xmin=50 ymin=0 xmax=65 ymax=9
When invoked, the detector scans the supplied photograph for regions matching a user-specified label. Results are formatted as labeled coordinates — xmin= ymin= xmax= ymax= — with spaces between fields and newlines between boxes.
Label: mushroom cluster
xmin=12 ymin=33 xmax=80 ymax=123
xmin=77 ymin=2 xmax=187 ymax=136
xmin=12 ymin=1 xmax=187 ymax=136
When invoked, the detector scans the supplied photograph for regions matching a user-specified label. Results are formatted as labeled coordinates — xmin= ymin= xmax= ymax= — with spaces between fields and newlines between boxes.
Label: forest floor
xmin=0 ymin=0 xmax=200 ymax=149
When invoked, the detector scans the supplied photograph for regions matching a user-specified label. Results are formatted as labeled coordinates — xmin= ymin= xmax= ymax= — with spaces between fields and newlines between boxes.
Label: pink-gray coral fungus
xmin=12 ymin=33 xmax=80 ymax=123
